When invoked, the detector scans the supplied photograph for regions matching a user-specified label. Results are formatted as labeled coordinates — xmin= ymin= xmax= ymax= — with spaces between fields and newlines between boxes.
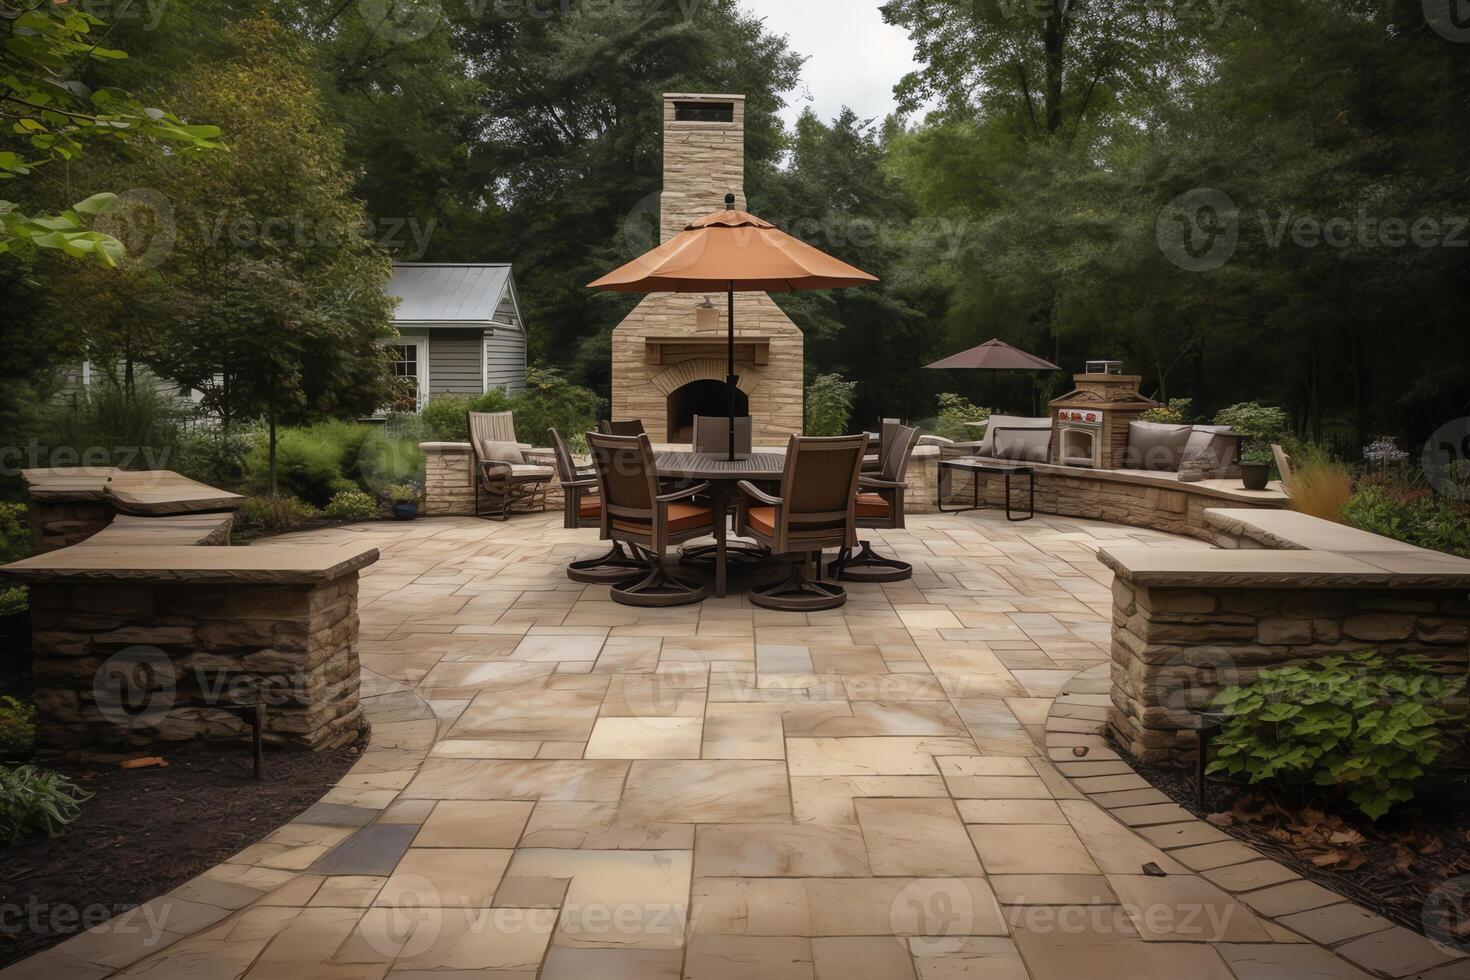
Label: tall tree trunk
xmin=1043 ymin=11 xmax=1066 ymax=133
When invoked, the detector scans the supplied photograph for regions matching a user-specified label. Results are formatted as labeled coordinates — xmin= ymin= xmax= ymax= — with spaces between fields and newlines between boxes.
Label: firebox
xmin=1058 ymin=412 xmax=1104 ymax=467
xmin=667 ymin=381 xmax=749 ymax=442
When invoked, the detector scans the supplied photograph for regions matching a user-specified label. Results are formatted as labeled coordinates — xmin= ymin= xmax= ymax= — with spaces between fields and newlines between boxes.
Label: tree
xmin=147 ymin=19 xmax=398 ymax=493
xmin=0 ymin=1 xmax=220 ymax=263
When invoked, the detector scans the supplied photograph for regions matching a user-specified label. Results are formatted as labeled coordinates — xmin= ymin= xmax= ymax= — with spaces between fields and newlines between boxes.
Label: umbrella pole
xmin=726 ymin=283 xmax=737 ymax=461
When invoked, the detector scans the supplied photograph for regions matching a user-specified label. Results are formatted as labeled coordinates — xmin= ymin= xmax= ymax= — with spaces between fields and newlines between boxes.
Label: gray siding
xmin=486 ymin=329 xmax=526 ymax=395
xmin=428 ymin=329 xmax=484 ymax=395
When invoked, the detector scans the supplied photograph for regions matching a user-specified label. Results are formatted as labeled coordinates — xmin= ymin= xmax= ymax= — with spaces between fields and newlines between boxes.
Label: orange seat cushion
xmin=578 ymin=496 xmax=601 ymax=519
xmin=745 ymin=506 xmax=777 ymax=536
xmin=611 ymin=502 xmax=712 ymax=536
xmin=856 ymin=492 xmax=891 ymax=519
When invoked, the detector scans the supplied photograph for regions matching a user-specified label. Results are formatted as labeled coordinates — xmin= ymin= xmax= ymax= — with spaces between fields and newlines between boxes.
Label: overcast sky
xmin=737 ymin=0 xmax=924 ymax=129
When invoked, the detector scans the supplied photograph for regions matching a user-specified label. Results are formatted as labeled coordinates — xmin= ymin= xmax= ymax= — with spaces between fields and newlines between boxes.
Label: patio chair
xmin=829 ymin=423 xmax=922 ymax=582
xmin=548 ymin=428 xmax=644 ymax=583
xmin=693 ymin=415 xmax=752 ymax=455
xmin=863 ymin=419 xmax=902 ymax=473
xmin=470 ymin=411 xmax=552 ymax=521
xmin=587 ymin=431 xmax=714 ymax=607
xmin=734 ymin=433 xmax=868 ymax=611
xmin=598 ymin=419 xmax=646 ymax=436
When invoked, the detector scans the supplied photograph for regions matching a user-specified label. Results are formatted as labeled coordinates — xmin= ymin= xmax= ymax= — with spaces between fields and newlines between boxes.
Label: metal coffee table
xmin=937 ymin=457 xmax=1036 ymax=521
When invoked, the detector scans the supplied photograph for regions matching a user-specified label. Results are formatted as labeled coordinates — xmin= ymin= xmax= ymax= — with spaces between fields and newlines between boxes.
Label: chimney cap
xmin=663 ymin=93 xmax=746 ymax=102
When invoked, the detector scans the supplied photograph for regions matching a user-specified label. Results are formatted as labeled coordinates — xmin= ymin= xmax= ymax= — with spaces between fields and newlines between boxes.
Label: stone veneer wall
xmin=424 ymin=442 xmax=940 ymax=518
xmin=30 ymin=500 xmax=113 ymax=553
xmin=1108 ymin=578 xmax=1470 ymax=764
xmin=941 ymin=467 xmax=1282 ymax=540
xmin=28 ymin=575 xmax=366 ymax=756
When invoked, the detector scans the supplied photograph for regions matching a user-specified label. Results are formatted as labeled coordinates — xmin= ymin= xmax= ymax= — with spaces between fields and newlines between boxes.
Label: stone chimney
xmin=660 ymin=94 xmax=746 ymax=241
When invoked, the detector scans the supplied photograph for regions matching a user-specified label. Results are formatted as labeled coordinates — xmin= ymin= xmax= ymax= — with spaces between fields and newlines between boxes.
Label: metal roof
xmin=386 ymin=263 xmax=514 ymax=323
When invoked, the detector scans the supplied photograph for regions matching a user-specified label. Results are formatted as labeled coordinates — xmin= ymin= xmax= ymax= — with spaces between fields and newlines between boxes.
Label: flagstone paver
xmin=4 ymin=511 xmax=1457 ymax=979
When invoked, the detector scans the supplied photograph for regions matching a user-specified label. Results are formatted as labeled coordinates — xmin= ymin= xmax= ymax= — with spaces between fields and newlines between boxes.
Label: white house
xmin=384 ymin=263 xmax=529 ymax=407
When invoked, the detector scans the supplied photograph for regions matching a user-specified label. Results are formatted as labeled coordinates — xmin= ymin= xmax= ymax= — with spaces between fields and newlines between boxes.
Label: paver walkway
xmin=7 ymin=511 xmax=1452 ymax=979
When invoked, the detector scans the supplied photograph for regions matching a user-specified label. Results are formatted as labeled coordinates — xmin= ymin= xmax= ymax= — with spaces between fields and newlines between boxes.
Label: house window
xmin=387 ymin=341 xmax=425 ymax=410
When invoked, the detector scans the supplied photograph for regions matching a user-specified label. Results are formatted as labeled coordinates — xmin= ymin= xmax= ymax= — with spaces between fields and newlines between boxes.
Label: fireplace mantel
xmin=644 ymin=334 xmax=771 ymax=366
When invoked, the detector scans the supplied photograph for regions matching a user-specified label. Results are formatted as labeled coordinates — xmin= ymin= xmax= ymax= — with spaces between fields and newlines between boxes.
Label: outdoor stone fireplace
xmin=1049 ymin=370 xmax=1157 ymax=468
xmin=610 ymin=94 xmax=804 ymax=444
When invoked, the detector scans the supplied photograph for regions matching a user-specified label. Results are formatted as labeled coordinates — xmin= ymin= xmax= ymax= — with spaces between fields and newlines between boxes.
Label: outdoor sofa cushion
xmin=978 ymin=416 xmax=1052 ymax=457
xmin=993 ymin=426 xmax=1053 ymax=462
xmin=1183 ymin=425 xmax=1238 ymax=473
xmin=476 ymin=439 xmax=526 ymax=464
xmin=1127 ymin=421 xmax=1192 ymax=471
xmin=612 ymin=502 xmax=712 ymax=536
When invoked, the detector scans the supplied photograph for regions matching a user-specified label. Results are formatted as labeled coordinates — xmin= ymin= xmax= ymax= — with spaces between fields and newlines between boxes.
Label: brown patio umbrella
xmin=590 ymin=193 xmax=878 ymax=459
xmin=924 ymin=338 xmax=1060 ymax=415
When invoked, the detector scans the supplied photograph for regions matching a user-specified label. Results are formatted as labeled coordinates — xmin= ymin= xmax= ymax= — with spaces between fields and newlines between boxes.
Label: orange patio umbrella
xmin=589 ymin=193 xmax=878 ymax=459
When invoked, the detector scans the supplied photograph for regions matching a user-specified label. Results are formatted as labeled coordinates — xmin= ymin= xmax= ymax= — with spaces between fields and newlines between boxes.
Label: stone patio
xmin=6 ymin=511 xmax=1459 ymax=979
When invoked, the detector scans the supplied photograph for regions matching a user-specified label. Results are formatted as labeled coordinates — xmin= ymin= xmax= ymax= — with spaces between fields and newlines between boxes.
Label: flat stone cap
xmin=22 ymin=467 xmax=245 ymax=516
xmin=1099 ymin=545 xmax=1470 ymax=590
xmin=1204 ymin=507 xmax=1412 ymax=553
xmin=0 ymin=541 xmax=378 ymax=586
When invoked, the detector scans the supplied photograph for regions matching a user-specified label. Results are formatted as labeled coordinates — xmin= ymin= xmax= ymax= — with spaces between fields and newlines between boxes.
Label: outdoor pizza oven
xmin=1049 ymin=372 xmax=1157 ymax=469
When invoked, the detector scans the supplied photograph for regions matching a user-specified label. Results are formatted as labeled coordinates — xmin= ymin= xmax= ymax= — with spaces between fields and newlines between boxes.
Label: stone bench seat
xmin=1099 ymin=544 xmax=1470 ymax=591
xmin=0 ymin=541 xmax=379 ymax=587
xmin=85 ymin=513 xmax=236 ymax=548
xmin=1204 ymin=506 xmax=1419 ymax=553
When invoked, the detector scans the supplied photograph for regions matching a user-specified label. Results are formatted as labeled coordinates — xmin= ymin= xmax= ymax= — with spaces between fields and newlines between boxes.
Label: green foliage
xmin=1214 ymin=403 xmax=1289 ymax=466
xmin=0 ymin=501 xmax=30 ymax=616
xmin=0 ymin=765 xmax=91 ymax=845
xmin=0 ymin=3 xmax=220 ymax=265
xmin=509 ymin=369 xmax=602 ymax=453
xmin=359 ymin=415 xmax=429 ymax=493
xmin=420 ymin=395 xmax=476 ymax=443
xmin=933 ymin=393 xmax=989 ymax=442
xmin=0 ymin=697 xmax=36 ymax=758
xmin=171 ymin=425 xmax=256 ymax=491
xmin=805 ymin=374 xmax=857 ymax=436
xmin=324 ymin=490 xmax=379 ymax=522
xmin=1140 ymin=399 xmax=1194 ymax=424
xmin=246 ymin=423 xmax=365 ymax=506
xmin=383 ymin=483 xmax=421 ymax=504
xmin=1342 ymin=487 xmax=1470 ymax=560
xmin=35 ymin=381 xmax=186 ymax=472
xmin=1207 ymin=653 xmax=1466 ymax=820
xmin=242 ymin=495 xmax=321 ymax=531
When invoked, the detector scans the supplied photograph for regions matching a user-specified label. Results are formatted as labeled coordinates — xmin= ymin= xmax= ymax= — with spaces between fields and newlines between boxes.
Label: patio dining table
xmin=655 ymin=450 xmax=785 ymax=597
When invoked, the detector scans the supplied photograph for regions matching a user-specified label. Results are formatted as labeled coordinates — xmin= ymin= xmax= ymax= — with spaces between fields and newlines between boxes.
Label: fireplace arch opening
xmin=666 ymin=380 xmax=748 ymax=443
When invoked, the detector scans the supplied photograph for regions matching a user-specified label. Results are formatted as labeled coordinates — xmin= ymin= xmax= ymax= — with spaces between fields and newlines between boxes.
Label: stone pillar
xmin=422 ymin=442 xmax=476 ymax=516
xmin=661 ymin=93 xmax=746 ymax=240
xmin=30 ymin=500 xmax=113 ymax=553
xmin=904 ymin=447 xmax=940 ymax=515
xmin=28 ymin=574 xmax=367 ymax=757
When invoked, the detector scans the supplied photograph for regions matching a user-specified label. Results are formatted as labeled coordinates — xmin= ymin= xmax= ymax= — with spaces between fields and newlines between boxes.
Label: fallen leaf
xmin=120 ymin=756 xmax=167 ymax=769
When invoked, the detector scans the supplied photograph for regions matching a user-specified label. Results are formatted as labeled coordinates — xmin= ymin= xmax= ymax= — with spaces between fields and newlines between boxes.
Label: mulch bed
xmin=1125 ymin=747 xmax=1470 ymax=942
xmin=0 ymin=740 xmax=362 ymax=968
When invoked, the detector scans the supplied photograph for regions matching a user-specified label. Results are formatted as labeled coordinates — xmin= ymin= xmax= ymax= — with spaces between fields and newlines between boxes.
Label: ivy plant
xmin=1207 ymin=652 xmax=1465 ymax=820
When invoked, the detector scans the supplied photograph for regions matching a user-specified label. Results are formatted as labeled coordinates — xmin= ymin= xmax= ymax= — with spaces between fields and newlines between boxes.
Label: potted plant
xmin=1238 ymin=442 xmax=1274 ymax=491
xmin=1213 ymin=402 xmax=1289 ymax=492
xmin=385 ymin=481 xmax=422 ymax=520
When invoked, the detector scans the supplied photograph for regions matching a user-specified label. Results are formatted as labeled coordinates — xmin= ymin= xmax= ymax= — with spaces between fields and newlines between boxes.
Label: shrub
xmin=383 ymin=481 xmax=422 ymax=503
xmin=246 ymin=421 xmax=373 ymax=506
xmin=1213 ymin=402 xmax=1289 ymax=465
xmin=242 ymin=495 xmax=322 ymax=531
xmin=420 ymin=394 xmax=475 ymax=442
xmin=805 ymin=374 xmax=857 ymax=436
xmin=1208 ymin=652 xmax=1465 ymax=819
xmin=1342 ymin=485 xmax=1470 ymax=559
xmin=1286 ymin=443 xmax=1352 ymax=521
xmin=35 ymin=380 xmax=186 ymax=472
xmin=359 ymin=414 xmax=428 ymax=493
xmin=510 ymin=368 xmax=601 ymax=450
xmin=171 ymin=424 xmax=257 ymax=491
xmin=324 ymin=490 xmax=380 ymax=522
xmin=0 ymin=697 xmax=36 ymax=759
xmin=1140 ymin=398 xmax=1194 ymax=424
xmin=0 ymin=502 xmax=31 ymax=617
xmin=0 ymin=765 xmax=92 ymax=845
xmin=933 ymin=393 xmax=989 ymax=441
